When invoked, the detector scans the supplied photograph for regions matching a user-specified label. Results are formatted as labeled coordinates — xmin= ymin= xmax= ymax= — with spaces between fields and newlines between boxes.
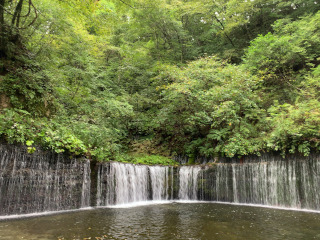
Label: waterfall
xmin=2 ymin=143 xmax=320 ymax=216
xmin=96 ymin=162 xmax=173 ymax=205
xmin=199 ymin=157 xmax=320 ymax=210
xmin=0 ymin=145 xmax=91 ymax=216
xmin=96 ymin=162 xmax=149 ymax=205
xmin=227 ymin=160 xmax=305 ymax=207
xmin=178 ymin=166 xmax=201 ymax=200
xmin=214 ymin=164 xmax=231 ymax=202
xmin=81 ymin=159 xmax=91 ymax=208
xmin=95 ymin=157 xmax=320 ymax=210
xmin=149 ymin=166 xmax=170 ymax=200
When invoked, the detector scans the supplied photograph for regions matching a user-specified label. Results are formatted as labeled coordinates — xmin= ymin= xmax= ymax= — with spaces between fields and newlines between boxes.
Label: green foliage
xmin=266 ymin=67 xmax=320 ymax=156
xmin=245 ymin=33 xmax=303 ymax=79
xmin=0 ymin=108 xmax=87 ymax=156
xmin=26 ymin=140 xmax=36 ymax=153
xmin=155 ymin=57 xmax=266 ymax=157
xmin=244 ymin=13 xmax=320 ymax=103
xmin=1 ymin=0 xmax=320 ymax=163
xmin=129 ymin=155 xmax=178 ymax=166
xmin=0 ymin=66 xmax=54 ymax=116
xmin=266 ymin=100 xmax=320 ymax=156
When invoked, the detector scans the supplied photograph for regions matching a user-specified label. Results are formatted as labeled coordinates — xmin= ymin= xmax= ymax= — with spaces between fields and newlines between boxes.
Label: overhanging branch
xmin=118 ymin=0 xmax=135 ymax=9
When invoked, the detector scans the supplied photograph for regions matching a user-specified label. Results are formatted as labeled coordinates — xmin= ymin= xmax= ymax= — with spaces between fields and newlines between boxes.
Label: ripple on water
xmin=0 ymin=203 xmax=320 ymax=240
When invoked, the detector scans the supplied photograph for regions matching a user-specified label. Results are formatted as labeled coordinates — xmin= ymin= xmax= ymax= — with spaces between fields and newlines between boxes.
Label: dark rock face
xmin=0 ymin=144 xmax=91 ymax=216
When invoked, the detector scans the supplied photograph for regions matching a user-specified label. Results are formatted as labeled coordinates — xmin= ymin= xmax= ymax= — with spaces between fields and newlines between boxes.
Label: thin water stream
xmin=0 ymin=145 xmax=91 ymax=216
xmin=0 ymin=203 xmax=320 ymax=240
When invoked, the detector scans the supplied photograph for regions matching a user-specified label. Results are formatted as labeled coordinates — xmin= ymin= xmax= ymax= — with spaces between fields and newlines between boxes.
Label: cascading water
xmin=199 ymin=157 xmax=320 ymax=210
xmin=178 ymin=166 xmax=201 ymax=200
xmin=149 ymin=166 xmax=170 ymax=200
xmin=96 ymin=162 xmax=149 ymax=205
xmin=81 ymin=160 xmax=91 ymax=208
xmin=95 ymin=157 xmax=320 ymax=210
xmin=0 ymin=145 xmax=91 ymax=216
xmin=2 ymin=143 xmax=320 ymax=216
xmin=96 ymin=162 xmax=173 ymax=206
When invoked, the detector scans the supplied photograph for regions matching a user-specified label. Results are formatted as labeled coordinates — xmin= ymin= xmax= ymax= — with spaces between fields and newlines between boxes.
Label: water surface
xmin=0 ymin=203 xmax=320 ymax=240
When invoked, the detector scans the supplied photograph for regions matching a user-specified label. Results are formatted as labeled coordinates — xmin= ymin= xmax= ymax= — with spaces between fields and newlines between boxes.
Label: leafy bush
xmin=0 ymin=108 xmax=87 ymax=155
xmin=155 ymin=56 xmax=267 ymax=158
xmin=243 ymin=13 xmax=320 ymax=103
xmin=266 ymin=67 xmax=320 ymax=156
xmin=129 ymin=154 xmax=178 ymax=166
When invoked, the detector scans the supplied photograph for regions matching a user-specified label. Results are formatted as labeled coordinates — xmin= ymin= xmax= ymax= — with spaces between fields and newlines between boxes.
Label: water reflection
xmin=0 ymin=203 xmax=320 ymax=240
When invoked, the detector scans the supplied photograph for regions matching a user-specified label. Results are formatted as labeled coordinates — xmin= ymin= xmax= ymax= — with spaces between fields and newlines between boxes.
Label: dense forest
xmin=0 ymin=0 xmax=320 ymax=164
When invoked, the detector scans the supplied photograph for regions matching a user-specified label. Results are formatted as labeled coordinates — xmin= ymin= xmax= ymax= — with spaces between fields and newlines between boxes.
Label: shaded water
xmin=200 ymin=158 xmax=320 ymax=209
xmin=0 ymin=203 xmax=320 ymax=240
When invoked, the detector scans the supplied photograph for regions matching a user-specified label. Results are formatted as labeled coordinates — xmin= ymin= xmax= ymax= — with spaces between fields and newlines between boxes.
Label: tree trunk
xmin=0 ymin=0 xmax=6 ymax=59
xmin=11 ymin=0 xmax=24 ymax=28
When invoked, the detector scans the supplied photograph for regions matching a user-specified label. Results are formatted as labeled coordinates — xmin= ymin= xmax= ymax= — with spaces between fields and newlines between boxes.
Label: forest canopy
xmin=0 ymin=0 xmax=320 ymax=163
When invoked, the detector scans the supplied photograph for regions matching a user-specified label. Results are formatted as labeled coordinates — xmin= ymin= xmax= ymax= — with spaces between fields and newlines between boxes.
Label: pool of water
xmin=0 ymin=202 xmax=320 ymax=240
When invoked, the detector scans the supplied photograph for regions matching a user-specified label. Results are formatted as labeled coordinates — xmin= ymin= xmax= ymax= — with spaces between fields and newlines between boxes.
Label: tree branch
xmin=118 ymin=0 xmax=135 ymax=9
xmin=213 ymin=15 xmax=235 ymax=48
xmin=19 ymin=0 xmax=37 ymax=29
xmin=11 ymin=0 xmax=24 ymax=27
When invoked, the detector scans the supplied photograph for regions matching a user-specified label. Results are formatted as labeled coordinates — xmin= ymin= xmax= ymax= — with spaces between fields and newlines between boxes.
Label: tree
xmin=155 ymin=56 xmax=266 ymax=157
xmin=0 ymin=0 xmax=38 ymax=60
